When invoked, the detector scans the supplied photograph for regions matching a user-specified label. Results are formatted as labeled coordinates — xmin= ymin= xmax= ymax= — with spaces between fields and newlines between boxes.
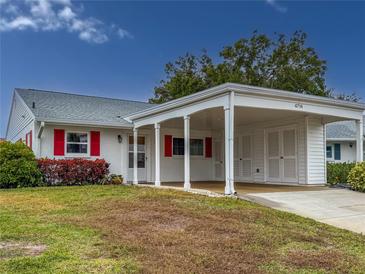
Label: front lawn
xmin=1 ymin=185 xmax=365 ymax=273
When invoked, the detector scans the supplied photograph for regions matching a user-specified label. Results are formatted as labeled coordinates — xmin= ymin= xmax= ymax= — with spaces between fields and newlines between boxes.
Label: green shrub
xmin=347 ymin=162 xmax=365 ymax=192
xmin=0 ymin=141 xmax=42 ymax=188
xmin=100 ymin=174 xmax=124 ymax=185
xmin=327 ymin=162 xmax=355 ymax=185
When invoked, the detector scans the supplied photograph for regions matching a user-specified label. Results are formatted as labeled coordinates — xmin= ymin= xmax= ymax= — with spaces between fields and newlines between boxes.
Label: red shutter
xmin=54 ymin=129 xmax=65 ymax=156
xmin=164 ymin=135 xmax=172 ymax=157
xmin=90 ymin=131 xmax=100 ymax=156
xmin=29 ymin=130 xmax=32 ymax=149
xmin=205 ymin=137 xmax=212 ymax=158
xmin=25 ymin=133 xmax=29 ymax=146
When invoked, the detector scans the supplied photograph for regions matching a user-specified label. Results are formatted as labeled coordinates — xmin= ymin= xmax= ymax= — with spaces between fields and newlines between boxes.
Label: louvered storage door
xmin=282 ymin=129 xmax=297 ymax=181
xmin=234 ymin=137 xmax=240 ymax=177
xmin=241 ymin=135 xmax=252 ymax=179
xmin=214 ymin=140 xmax=224 ymax=180
xmin=267 ymin=131 xmax=281 ymax=181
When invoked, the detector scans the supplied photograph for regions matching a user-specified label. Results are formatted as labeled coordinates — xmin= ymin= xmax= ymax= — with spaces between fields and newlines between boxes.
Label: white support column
xmin=224 ymin=106 xmax=231 ymax=195
xmin=224 ymin=92 xmax=235 ymax=195
xmin=184 ymin=115 xmax=191 ymax=191
xmin=356 ymin=119 xmax=363 ymax=162
xmin=154 ymin=123 xmax=161 ymax=186
xmin=229 ymin=91 xmax=235 ymax=194
xmin=133 ymin=128 xmax=138 ymax=185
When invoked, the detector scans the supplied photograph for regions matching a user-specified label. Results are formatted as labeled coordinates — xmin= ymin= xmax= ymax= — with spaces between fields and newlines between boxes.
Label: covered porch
xmin=126 ymin=83 xmax=364 ymax=194
xmin=160 ymin=181 xmax=328 ymax=194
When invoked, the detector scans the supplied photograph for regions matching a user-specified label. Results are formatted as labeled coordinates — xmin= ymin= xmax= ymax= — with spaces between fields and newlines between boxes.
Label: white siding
xmin=6 ymin=92 xmax=34 ymax=144
xmin=157 ymin=127 xmax=215 ymax=182
xmin=39 ymin=124 xmax=130 ymax=176
xmin=307 ymin=118 xmax=326 ymax=184
xmin=326 ymin=141 xmax=357 ymax=163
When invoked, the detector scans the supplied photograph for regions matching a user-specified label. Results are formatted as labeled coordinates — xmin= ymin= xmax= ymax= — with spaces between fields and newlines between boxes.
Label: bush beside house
xmin=38 ymin=158 xmax=110 ymax=186
xmin=326 ymin=162 xmax=355 ymax=185
xmin=0 ymin=141 xmax=42 ymax=188
xmin=347 ymin=162 xmax=365 ymax=192
xmin=0 ymin=141 xmax=112 ymax=188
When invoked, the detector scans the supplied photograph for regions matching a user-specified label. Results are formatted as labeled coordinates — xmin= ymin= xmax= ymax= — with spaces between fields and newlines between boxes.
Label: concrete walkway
xmin=243 ymin=189 xmax=365 ymax=234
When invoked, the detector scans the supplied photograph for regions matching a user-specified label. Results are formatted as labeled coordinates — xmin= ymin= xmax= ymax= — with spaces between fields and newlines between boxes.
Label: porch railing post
xmin=356 ymin=119 xmax=363 ymax=162
xmin=184 ymin=115 xmax=191 ymax=191
xmin=155 ymin=123 xmax=161 ymax=186
xmin=133 ymin=127 xmax=138 ymax=185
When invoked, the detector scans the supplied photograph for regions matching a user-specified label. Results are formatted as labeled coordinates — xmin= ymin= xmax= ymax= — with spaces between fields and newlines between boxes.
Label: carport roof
xmin=126 ymin=83 xmax=365 ymax=121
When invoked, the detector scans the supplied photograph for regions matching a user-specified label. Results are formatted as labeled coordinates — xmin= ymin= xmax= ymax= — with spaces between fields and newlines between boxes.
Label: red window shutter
xmin=29 ymin=130 xmax=32 ymax=149
xmin=205 ymin=137 xmax=212 ymax=158
xmin=54 ymin=129 xmax=65 ymax=156
xmin=164 ymin=135 xmax=172 ymax=157
xmin=90 ymin=131 xmax=100 ymax=156
xmin=25 ymin=133 xmax=29 ymax=146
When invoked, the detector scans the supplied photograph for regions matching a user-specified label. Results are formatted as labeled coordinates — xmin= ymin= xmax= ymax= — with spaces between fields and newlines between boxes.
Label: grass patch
xmin=0 ymin=185 xmax=365 ymax=273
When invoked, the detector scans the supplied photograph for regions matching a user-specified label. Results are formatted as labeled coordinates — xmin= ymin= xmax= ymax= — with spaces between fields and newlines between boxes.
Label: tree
xmin=149 ymin=31 xmax=335 ymax=103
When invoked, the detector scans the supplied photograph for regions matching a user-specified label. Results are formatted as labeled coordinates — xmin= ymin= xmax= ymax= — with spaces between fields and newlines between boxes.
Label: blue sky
xmin=1 ymin=1 xmax=364 ymax=137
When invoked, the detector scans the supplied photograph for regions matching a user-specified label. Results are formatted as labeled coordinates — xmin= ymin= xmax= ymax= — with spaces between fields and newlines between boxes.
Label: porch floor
xmin=161 ymin=181 xmax=328 ymax=194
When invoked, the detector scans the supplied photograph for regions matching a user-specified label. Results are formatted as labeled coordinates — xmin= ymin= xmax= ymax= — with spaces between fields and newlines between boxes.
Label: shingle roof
xmin=16 ymin=88 xmax=154 ymax=127
xmin=326 ymin=120 xmax=363 ymax=139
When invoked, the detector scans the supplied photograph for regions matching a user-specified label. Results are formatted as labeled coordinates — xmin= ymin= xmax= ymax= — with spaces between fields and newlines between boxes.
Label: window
xmin=66 ymin=132 xmax=88 ymax=154
xmin=334 ymin=143 xmax=341 ymax=160
xmin=173 ymin=138 xmax=204 ymax=156
xmin=326 ymin=145 xmax=332 ymax=158
xmin=128 ymin=136 xmax=145 ymax=168
xmin=173 ymin=138 xmax=184 ymax=155
xmin=190 ymin=139 xmax=203 ymax=156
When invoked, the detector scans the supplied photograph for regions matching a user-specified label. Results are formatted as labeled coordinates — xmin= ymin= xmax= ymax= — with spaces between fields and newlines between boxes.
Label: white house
xmin=326 ymin=120 xmax=365 ymax=162
xmin=6 ymin=83 xmax=365 ymax=194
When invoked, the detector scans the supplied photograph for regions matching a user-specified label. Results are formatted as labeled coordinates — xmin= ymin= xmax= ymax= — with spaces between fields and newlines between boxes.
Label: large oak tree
xmin=150 ymin=31 xmax=356 ymax=104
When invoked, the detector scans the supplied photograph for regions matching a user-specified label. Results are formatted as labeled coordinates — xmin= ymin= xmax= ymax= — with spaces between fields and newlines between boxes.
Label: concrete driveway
xmin=243 ymin=189 xmax=365 ymax=234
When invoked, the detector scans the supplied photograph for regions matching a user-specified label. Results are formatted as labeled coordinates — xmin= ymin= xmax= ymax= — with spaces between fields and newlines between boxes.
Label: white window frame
xmin=172 ymin=136 xmax=205 ymax=158
xmin=65 ymin=131 xmax=89 ymax=157
xmin=326 ymin=145 xmax=333 ymax=160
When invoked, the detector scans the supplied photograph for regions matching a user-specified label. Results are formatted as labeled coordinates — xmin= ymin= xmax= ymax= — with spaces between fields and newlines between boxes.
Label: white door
xmin=266 ymin=128 xmax=297 ymax=183
xmin=128 ymin=135 xmax=147 ymax=182
xmin=234 ymin=137 xmax=240 ymax=178
xmin=282 ymin=129 xmax=297 ymax=183
xmin=214 ymin=139 xmax=224 ymax=180
xmin=267 ymin=131 xmax=281 ymax=182
xmin=240 ymin=135 xmax=252 ymax=180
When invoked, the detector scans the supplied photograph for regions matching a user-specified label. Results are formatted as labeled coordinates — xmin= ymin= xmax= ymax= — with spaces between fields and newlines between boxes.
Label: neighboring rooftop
xmin=326 ymin=120 xmax=364 ymax=139
xmin=16 ymin=88 xmax=154 ymax=127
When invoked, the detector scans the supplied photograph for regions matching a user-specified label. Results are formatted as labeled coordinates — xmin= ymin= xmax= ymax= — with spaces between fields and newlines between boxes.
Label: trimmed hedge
xmin=347 ymin=162 xmax=365 ymax=192
xmin=327 ymin=162 xmax=355 ymax=186
xmin=0 ymin=141 xmax=42 ymax=188
xmin=37 ymin=158 xmax=110 ymax=186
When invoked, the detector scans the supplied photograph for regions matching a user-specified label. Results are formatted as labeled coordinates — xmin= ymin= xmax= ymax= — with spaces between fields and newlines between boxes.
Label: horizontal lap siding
xmin=307 ymin=118 xmax=325 ymax=184
xmin=6 ymin=94 xmax=34 ymax=143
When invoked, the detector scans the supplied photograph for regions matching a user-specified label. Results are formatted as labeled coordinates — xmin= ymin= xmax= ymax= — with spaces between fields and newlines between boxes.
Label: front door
xmin=266 ymin=127 xmax=297 ymax=183
xmin=128 ymin=135 xmax=147 ymax=182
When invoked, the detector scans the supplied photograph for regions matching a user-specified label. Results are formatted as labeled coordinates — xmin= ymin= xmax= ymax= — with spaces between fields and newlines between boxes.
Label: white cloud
xmin=58 ymin=6 xmax=75 ymax=21
xmin=0 ymin=16 xmax=37 ymax=31
xmin=117 ymin=28 xmax=132 ymax=39
xmin=0 ymin=0 xmax=131 ymax=44
xmin=265 ymin=0 xmax=288 ymax=13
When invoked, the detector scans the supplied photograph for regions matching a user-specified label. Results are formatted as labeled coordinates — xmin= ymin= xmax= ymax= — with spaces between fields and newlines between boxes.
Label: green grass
xmin=0 ymin=185 xmax=365 ymax=273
